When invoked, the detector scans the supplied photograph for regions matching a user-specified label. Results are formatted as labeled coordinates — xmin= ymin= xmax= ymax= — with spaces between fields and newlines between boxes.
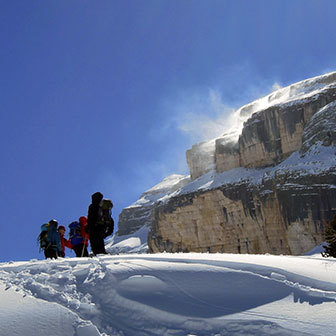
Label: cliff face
xmin=118 ymin=72 xmax=336 ymax=256
xmin=187 ymin=72 xmax=336 ymax=179
xmin=117 ymin=175 xmax=190 ymax=236
xmin=224 ymin=86 xmax=336 ymax=170
xmin=148 ymin=172 xmax=336 ymax=255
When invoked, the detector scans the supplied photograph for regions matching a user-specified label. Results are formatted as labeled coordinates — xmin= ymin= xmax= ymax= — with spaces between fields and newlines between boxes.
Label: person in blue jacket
xmin=41 ymin=219 xmax=63 ymax=259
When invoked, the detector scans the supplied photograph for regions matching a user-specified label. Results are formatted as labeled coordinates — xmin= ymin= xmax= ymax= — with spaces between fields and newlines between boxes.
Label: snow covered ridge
xmin=118 ymin=137 xmax=336 ymax=213
xmin=178 ymin=142 xmax=336 ymax=197
xmin=189 ymin=71 xmax=336 ymax=155
xmin=127 ymin=174 xmax=190 ymax=209
xmin=187 ymin=70 xmax=336 ymax=180
xmin=238 ymin=71 xmax=336 ymax=117
xmin=1 ymin=253 xmax=336 ymax=336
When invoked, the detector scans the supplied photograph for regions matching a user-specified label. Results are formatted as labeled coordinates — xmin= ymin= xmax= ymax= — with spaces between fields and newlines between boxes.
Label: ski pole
xmin=81 ymin=239 xmax=86 ymax=257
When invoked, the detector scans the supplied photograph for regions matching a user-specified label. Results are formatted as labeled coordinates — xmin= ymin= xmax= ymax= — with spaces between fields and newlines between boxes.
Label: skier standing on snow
xmin=86 ymin=192 xmax=107 ymax=255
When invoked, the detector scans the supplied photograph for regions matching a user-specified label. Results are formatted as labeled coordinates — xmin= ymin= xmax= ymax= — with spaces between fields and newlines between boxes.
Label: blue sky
xmin=1 ymin=0 xmax=336 ymax=262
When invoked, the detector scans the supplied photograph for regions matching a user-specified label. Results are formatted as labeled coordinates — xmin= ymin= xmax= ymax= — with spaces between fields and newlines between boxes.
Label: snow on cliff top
xmin=127 ymin=71 xmax=336 ymax=208
xmin=1 ymin=253 xmax=336 ymax=336
xmin=126 ymin=174 xmax=190 ymax=209
xmin=178 ymin=142 xmax=336 ymax=196
xmin=238 ymin=71 xmax=336 ymax=117
xmin=129 ymin=140 xmax=336 ymax=206
xmin=195 ymin=70 xmax=336 ymax=148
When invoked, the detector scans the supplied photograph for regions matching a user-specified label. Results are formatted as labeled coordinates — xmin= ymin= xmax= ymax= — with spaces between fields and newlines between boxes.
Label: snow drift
xmin=1 ymin=253 xmax=336 ymax=335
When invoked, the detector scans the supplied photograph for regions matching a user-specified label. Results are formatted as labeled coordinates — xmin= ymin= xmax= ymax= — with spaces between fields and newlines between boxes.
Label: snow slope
xmin=1 ymin=253 xmax=335 ymax=336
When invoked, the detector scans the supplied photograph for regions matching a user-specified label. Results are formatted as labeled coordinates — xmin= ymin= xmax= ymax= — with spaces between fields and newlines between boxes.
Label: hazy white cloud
xmin=271 ymin=82 xmax=283 ymax=91
xmin=172 ymin=89 xmax=235 ymax=143
xmin=170 ymin=82 xmax=282 ymax=144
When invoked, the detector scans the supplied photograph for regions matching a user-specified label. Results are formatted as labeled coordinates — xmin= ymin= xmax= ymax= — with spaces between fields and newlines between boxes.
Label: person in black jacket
xmin=86 ymin=191 xmax=107 ymax=255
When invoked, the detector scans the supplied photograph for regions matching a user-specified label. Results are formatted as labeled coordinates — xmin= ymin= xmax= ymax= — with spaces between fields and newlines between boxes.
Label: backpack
xmin=38 ymin=223 xmax=50 ymax=250
xmin=38 ymin=222 xmax=61 ymax=251
xmin=69 ymin=221 xmax=84 ymax=246
xmin=98 ymin=199 xmax=114 ymax=238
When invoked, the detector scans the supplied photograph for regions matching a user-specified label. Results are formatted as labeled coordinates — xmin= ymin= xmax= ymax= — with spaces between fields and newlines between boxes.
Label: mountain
xmin=1 ymin=252 xmax=336 ymax=335
xmin=116 ymin=71 xmax=336 ymax=255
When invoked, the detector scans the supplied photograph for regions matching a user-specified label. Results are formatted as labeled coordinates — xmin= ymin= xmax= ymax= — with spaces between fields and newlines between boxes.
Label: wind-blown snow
xmin=0 ymin=253 xmax=335 ymax=335
xmin=191 ymin=71 xmax=336 ymax=158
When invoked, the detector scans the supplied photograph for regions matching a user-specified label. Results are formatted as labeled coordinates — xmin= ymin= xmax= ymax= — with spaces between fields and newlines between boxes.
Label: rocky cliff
xmin=117 ymin=72 xmax=336 ymax=255
xmin=117 ymin=174 xmax=190 ymax=236
xmin=187 ymin=71 xmax=336 ymax=179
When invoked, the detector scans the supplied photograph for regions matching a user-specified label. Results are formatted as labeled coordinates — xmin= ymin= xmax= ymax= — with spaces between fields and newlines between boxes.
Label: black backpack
xmin=99 ymin=199 xmax=114 ymax=238
xmin=38 ymin=223 xmax=50 ymax=250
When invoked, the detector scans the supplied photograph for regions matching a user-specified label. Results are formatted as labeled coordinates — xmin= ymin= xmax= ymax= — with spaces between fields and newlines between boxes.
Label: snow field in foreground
xmin=0 ymin=253 xmax=336 ymax=336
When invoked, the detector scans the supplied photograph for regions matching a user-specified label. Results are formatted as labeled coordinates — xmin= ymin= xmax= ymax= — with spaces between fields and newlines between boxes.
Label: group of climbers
xmin=38 ymin=192 xmax=114 ymax=259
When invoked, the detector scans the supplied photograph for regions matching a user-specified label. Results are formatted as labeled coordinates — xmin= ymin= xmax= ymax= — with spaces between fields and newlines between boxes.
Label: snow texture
xmin=105 ymin=226 xmax=150 ymax=254
xmin=170 ymin=142 xmax=336 ymax=199
xmin=0 ymin=253 xmax=336 ymax=336
xmin=126 ymin=174 xmax=190 ymax=209
xmin=187 ymin=71 xmax=336 ymax=171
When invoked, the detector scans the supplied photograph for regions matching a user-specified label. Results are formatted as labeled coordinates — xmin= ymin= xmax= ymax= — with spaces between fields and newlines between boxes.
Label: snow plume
xmin=272 ymin=82 xmax=283 ymax=91
xmin=175 ymin=89 xmax=235 ymax=142
xmin=174 ymin=70 xmax=336 ymax=149
xmin=173 ymin=82 xmax=283 ymax=145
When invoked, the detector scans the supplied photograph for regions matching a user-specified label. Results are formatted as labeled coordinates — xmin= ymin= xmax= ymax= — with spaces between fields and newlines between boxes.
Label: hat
xmin=79 ymin=216 xmax=87 ymax=224
xmin=49 ymin=219 xmax=58 ymax=226
xmin=91 ymin=192 xmax=103 ymax=203
xmin=58 ymin=225 xmax=66 ymax=231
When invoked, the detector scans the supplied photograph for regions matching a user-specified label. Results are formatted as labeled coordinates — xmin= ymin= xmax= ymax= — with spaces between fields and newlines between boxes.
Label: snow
xmin=0 ymin=253 xmax=335 ymax=336
xmin=112 ymin=141 xmax=335 ymax=255
xmin=105 ymin=226 xmax=149 ymax=254
xmin=187 ymin=71 xmax=336 ymax=169
xmin=173 ymin=142 xmax=336 ymax=197
xmin=126 ymin=174 xmax=190 ymax=209
xmin=237 ymin=71 xmax=336 ymax=118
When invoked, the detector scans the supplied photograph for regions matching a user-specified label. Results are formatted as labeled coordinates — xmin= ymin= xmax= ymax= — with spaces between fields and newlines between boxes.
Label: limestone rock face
xmin=117 ymin=174 xmax=190 ymax=237
xmin=117 ymin=205 xmax=154 ymax=236
xmin=186 ymin=140 xmax=216 ymax=180
xmin=146 ymin=72 xmax=336 ymax=255
xmin=148 ymin=172 xmax=336 ymax=255
xmin=118 ymin=71 xmax=336 ymax=256
xmin=186 ymin=71 xmax=336 ymax=178
xmin=215 ymin=139 xmax=240 ymax=172
xmin=238 ymin=87 xmax=336 ymax=169
xmin=300 ymin=101 xmax=336 ymax=153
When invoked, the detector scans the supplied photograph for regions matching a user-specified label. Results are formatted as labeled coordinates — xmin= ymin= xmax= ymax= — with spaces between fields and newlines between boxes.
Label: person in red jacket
xmin=68 ymin=217 xmax=90 ymax=257
xmin=73 ymin=216 xmax=89 ymax=257
xmin=78 ymin=216 xmax=89 ymax=257
xmin=58 ymin=225 xmax=73 ymax=257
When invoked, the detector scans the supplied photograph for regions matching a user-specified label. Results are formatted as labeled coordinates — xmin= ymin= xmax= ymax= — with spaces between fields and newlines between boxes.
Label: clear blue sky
xmin=1 ymin=0 xmax=336 ymax=262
